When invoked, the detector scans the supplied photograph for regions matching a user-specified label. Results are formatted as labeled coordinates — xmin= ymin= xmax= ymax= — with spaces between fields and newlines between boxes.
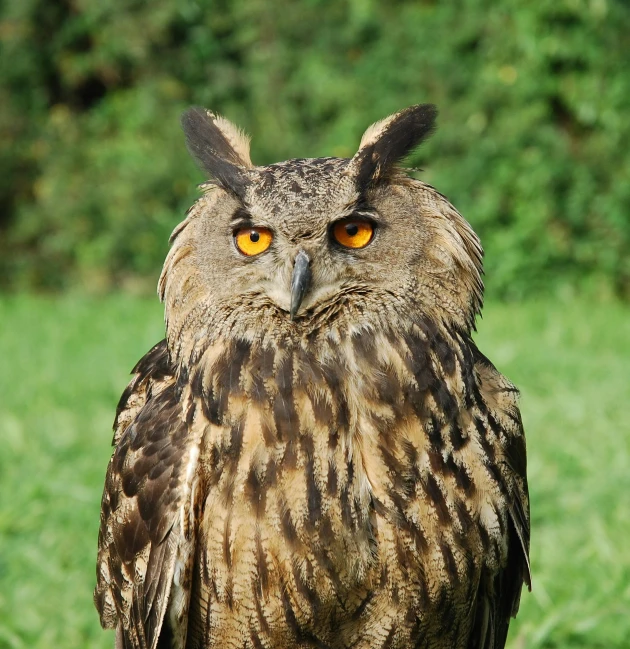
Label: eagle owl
xmin=95 ymin=104 xmax=530 ymax=649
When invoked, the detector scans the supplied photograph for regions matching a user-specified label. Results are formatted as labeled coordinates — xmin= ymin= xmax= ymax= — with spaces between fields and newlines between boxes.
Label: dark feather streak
xmin=355 ymin=104 xmax=438 ymax=191
xmin=181 ymin=107 xmax=251 ymax=198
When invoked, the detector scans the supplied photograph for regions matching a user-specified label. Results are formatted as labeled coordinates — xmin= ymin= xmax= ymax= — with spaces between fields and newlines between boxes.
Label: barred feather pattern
xmin=95 ymin=309 xmax=529 ymax=649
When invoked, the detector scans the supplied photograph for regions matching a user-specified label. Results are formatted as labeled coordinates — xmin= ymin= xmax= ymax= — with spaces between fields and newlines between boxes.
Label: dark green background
xmin=2 ymin=4 xmax=630 ymax=648
xmin=2 ymin=0 xmax=629 ymax=298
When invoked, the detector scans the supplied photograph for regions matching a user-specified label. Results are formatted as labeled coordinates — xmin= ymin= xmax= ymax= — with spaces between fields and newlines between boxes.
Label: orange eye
xmin=234 ymin=227 xmax=273 ymax=256
xmin=332 ymin=220 xmax=374 ymax=249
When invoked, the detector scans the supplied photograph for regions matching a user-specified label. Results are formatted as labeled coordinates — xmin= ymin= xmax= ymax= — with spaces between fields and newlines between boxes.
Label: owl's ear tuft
xmin=181 ymin=107 xmax=253 ymax=198
xmin=349 ymin=104 xmax=437 ymax=191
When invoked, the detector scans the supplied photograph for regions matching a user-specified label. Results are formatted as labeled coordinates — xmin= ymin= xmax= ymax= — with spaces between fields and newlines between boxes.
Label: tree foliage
xmin=1 ymin=0 xmax=629 ymax=297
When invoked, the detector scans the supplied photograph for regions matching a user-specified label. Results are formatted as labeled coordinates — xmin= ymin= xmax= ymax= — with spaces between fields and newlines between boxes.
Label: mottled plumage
xmin=95 ymin=104 xmax=530 ymax=649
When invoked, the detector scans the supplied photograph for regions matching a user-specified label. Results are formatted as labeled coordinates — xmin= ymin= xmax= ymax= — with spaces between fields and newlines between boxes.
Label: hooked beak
xmin=290 ymin=250 xmax=311 ymax=320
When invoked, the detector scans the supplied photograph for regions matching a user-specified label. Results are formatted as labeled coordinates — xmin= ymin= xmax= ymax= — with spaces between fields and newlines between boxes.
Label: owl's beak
xmin=290 ymin=250 xmax=311 ymax=320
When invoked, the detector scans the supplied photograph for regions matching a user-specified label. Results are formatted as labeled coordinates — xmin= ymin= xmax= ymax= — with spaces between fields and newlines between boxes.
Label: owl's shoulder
xmin=112 ymin=338 xmax=174 ymax=445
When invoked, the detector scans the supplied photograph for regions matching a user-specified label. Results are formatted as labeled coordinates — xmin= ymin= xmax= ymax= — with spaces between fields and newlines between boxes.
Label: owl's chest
xmin=194 ymin=404 xmax=492 ymax=649
xmin=196 ymin=381 xmax=382 ymax=609
xmin=188 ymin=333 xmax=504 ymax=646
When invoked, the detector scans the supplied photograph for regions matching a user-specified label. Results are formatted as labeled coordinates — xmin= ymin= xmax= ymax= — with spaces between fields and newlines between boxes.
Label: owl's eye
xmin=332 ymin=219 xmax=374 ymax=249
xmin=234 ymin=227 xmax=273 ymax=256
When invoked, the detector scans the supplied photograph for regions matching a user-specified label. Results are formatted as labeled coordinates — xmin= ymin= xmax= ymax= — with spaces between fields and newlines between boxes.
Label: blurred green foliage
xmin=1 ymin=0 xmax=629 ymax=297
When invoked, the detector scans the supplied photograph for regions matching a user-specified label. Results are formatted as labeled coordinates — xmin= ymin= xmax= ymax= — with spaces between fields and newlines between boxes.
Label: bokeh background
xmin=1 ymin=1 xmax=629 ymax=647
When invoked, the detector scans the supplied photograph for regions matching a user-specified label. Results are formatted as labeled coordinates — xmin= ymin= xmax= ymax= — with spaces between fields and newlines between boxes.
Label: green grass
xmin=0 ymin=294 xmax=628 ymax=648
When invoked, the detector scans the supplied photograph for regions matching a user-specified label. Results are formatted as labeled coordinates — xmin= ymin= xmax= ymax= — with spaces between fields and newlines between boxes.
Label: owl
xmin=95 ymin=104 xmax=530 ymax=649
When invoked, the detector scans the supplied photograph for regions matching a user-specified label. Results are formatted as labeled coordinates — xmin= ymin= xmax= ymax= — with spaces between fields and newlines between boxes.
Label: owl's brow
xmin=347 ymin=195 xmax=375 ymax=213
xmin=344 ymin=199 xmax=378 ymax=223
xmin=230 ymin=206 xmax=253 ymax=225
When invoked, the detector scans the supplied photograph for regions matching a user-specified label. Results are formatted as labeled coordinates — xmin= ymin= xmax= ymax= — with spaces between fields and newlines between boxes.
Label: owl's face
xmin=160 ymin=106 xmax=484 ymax=351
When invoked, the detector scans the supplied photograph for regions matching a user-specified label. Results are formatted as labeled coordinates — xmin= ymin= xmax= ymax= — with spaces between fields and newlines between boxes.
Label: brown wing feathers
xmin=95 ymin=340 xmax=195 ymax=649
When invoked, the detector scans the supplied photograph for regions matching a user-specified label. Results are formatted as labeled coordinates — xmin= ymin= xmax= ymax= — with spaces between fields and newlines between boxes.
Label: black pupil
xmin=345 ymin=223 xmax=359 ymax=237
xmin=249 ymin=231 xmax=260 ymax=243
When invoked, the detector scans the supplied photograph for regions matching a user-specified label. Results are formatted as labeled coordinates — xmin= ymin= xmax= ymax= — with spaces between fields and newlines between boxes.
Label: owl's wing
xmin=468 ymin=348 xmax=531 ymax=649
xmin=95 ymin=339 xmax=201 ymax=649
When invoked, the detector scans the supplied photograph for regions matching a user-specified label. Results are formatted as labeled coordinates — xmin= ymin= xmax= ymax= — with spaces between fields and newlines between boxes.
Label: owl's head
xmin=159 ymin=105 xmax=483 ymax=355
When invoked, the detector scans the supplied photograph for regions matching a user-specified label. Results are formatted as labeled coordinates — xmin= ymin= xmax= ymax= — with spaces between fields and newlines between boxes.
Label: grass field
xmin=0 ymin=294 xmax=628 ymax=648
